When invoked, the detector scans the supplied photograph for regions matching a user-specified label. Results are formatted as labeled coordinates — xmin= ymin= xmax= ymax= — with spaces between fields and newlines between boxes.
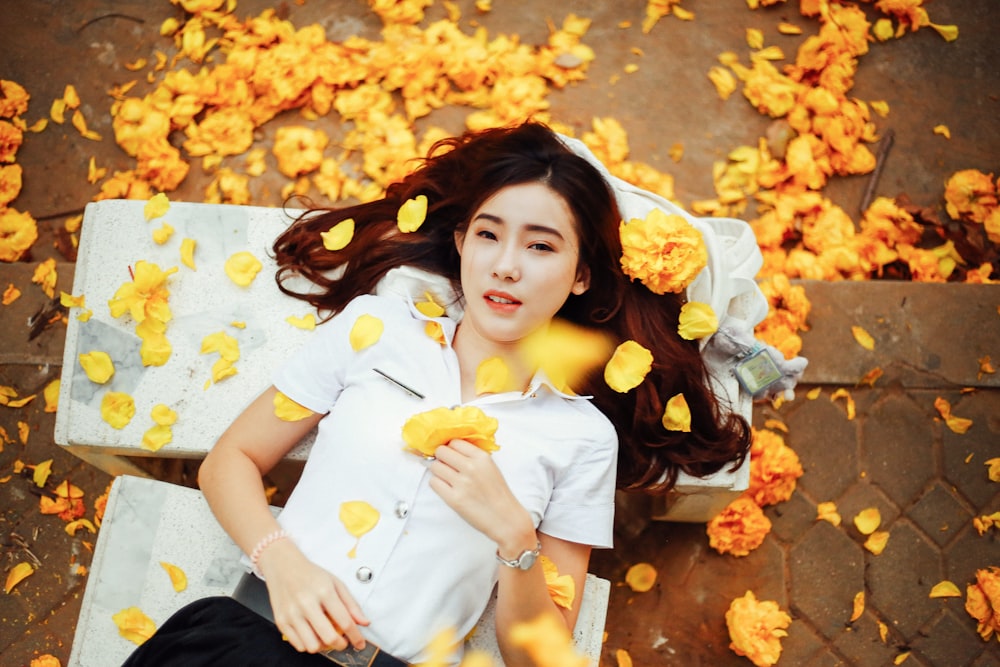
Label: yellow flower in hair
xmin=677 ymin=301 xmax=718 ymax=340
xmin=604 ymin=340 xmax=653 ymax=393
xmin=619 ymin=208 xmax=707 ymax=294
xmin=662 ymin=393 xmax=691 ymax=432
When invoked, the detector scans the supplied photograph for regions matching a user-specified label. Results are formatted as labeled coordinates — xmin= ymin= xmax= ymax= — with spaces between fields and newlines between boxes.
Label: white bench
xmin=68 ymin=475 xmax=610 ymax=666
xmin=56 ymin=199 xmax=748 ymax=521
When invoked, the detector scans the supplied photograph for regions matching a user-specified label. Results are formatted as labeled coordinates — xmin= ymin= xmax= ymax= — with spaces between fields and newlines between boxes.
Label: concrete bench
xmin=55 ymin=199 xmax=748 ymax=521
xmin=68 ymin=475 xmax=610 ymax=666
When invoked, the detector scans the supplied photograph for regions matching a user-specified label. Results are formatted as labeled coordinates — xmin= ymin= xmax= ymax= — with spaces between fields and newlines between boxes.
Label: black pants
xmin=121 ymin=597 xmax=405 ymax=667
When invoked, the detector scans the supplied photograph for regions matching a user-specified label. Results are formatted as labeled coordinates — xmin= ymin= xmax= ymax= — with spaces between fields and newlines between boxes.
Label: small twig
xmin=860 ymin=129 xmax=895 ymax=216
xmin=76 ymin=13 xmax=145 ymax=33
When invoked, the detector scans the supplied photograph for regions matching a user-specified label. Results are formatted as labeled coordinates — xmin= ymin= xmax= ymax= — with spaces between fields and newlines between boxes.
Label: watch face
xmin=518 ymin=550 xmax=538 ymax=570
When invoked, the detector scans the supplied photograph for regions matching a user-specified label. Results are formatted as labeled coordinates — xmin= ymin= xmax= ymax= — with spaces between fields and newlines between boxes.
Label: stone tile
xmin=804 ymin=648 xmax=850 ymax=667
xmin=789 ymin=522 xmax=865 ymax=639
xmin=907 ymin=481 xmax=975 ymax=547
xmin=780 ymin=617 xmax=827 ymax=666
xmin=783 ymin=396 xmax=861 ymax=502
xmin=911 ymin=609 xmax=987 ymax=667
xmin=940 ymin=389 xmax=1000 ymax=510
xmin=866 ymin=520 xmax=943 ymax=640
xmin=830 ymin=610 xmax=898 ymax=667
xmin=944 ymin=526 xmax=998 ymax=590
xmin=766 ymin=488 xmax=816 ymax=545
xmin=861 ymin=390 xmax=938 ymax=507
xmin=797 ymin=282 xmax=1000 ymax=389
xmin=971 ymin=649 xmax=1000 ymax=667
xmin=834 ymin=482 xmax=902 ymax=539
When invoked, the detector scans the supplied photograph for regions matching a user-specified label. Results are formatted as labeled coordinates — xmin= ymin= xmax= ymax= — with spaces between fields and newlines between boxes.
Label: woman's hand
xmin=255 ymin=539 xmax=370 ymax=654
xmin=428 ymin=439 xmax=535 ymax=555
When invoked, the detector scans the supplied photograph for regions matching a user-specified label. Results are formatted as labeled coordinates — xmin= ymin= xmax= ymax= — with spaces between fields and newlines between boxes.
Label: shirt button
xmin=356 ymin=567 xmax=373 ymax=583
xmin=394 ymin=501 xmax=409 ymax=519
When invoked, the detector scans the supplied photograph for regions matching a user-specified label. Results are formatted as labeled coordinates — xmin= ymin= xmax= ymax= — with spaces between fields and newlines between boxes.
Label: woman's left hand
xmin=428 ymin=439 xmax=533 ymax=547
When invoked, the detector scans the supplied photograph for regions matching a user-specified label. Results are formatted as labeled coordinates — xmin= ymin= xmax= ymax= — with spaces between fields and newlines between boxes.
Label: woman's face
xmin=455 ymin=182 xmax=590 ymax=349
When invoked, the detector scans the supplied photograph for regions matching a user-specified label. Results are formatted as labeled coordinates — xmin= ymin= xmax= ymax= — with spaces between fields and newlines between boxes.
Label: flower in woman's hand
xmin=401 ymin=405 xmax=499 ymax=457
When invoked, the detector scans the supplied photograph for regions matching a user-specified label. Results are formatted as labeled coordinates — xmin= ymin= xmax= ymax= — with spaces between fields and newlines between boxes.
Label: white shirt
xmin=271 ymin=293 xmax=618 ymax=663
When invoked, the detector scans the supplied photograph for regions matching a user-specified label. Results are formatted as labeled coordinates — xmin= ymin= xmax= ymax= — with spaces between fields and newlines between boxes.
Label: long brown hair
xmin=273 ymin=122 xmax=749 ymax=493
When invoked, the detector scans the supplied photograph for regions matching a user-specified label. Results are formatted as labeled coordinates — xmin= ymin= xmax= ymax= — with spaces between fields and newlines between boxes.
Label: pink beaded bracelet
xmin=249 ymin=529 xmax=289 ymax=568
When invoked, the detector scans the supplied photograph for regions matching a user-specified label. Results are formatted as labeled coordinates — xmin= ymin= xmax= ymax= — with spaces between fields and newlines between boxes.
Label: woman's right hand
xmin=255 ymin=538 xmax=370 ymax=654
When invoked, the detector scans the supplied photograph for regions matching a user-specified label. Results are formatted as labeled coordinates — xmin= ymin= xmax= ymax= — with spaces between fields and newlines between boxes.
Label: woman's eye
xmin=476 ymin=229 xmax=498 ymax=240
xmin=529 ymin=242 xmax=554 ymax=252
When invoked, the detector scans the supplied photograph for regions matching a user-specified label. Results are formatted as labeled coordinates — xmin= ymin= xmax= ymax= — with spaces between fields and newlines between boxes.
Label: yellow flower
xmin=321 ymin=218 xmax=355 ymax=251
xmin=224 ymin=251 xmax=262 ymax=287
xmin=661 ymin=393 xmax=691 ymax=432
xmin=272 ymin=126 xmax=328 ymax=177
xmin=397 ymin=195 xmax=428 ymax=233
xmin=79 ymin=350 xmax=115 ymax=384
xmin=349 ymin=313 xmax=384 ymax=351
xmin=725 ymin=590 xmax=791 ymax=667
xmin=0 ymin=79 xmax=30 ymax=119
xmin=677 ymin=301 xmax=718 ymax=340
xmin=604 ymin=340 xmax=653 ymax=393
xmin=475 ymin=357 xmax=510 ymax=395
xmin=746 ymin=428 xmax=803 ymax=507
xmin=273 ymin=391 xmax=314 ymax=422
xmin=707 ymin=497 xmax=772 ymax=556
xmin=159 ymin=561 xmax=188 ymax=592
xmin=624 ymin=562 xmax=657 ymax=593
xmin=101 ymin=392 xmax=136 ymax=430
xmin=0 ymin=163 xmax=22 ymax=207
xmin=340 ymin=500 xmax=380 ymax=558
xmin=112 ymin=607 xmax=157 ymax=645
xmin=143 ymin=192 xmax=170 ymax=221
xmin=108 ymin=261 xmax=177 ymax=325
xmin=401 ymin=405 xmax=499 ymax=457
xmin=619 ymin=208 xmax=707 ymax=294
xmin=965 ymin=567 xmax=1000 ymax=641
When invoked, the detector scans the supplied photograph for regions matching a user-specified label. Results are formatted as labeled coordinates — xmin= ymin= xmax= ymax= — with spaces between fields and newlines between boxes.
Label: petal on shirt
xmin=475 ymin=356 xmax=510 ymax=395
xmin=401 ymin=405 xmax=499 ymax=457
xmin=321 ymin=218 xmax=355 ymax=251
xmin=273 ymin=391 xmax=314 ymax=422
xmin=415 ymin=291 xmax=445 ymax=318
xmin=661 ymin=393 xmax=691 ymax=432
xmin=604 ymin=340 xmax=653 ymax=393
xmin=424 ymin=320 xmax=446 ymax=346
xmin=340 ymin=500 xmax=380 ymax=558
xmin=349 ymin=313 xmax=383 ymax=351
xmin=396 ymin=195 xmax=427 ymax=233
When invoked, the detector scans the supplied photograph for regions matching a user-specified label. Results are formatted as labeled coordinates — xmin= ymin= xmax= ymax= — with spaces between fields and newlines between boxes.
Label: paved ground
xmin=1 ymin=1 xmax=998 ymax=666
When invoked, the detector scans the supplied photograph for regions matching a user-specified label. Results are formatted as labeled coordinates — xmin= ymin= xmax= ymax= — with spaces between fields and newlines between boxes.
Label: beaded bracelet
xmin=249 ymin=529 xmax=289 ymax=569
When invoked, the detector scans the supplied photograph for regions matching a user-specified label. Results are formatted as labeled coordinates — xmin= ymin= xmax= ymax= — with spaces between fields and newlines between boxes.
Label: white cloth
xmin=271 ymin=294 xmax=618 ymax=664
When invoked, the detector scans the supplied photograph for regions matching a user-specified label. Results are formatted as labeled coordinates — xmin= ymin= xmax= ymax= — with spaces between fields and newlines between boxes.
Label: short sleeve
xmin=538 ymin=415 xmax=618 ymax=549
xmin=272 ymin=295 xmax=380 ymax=414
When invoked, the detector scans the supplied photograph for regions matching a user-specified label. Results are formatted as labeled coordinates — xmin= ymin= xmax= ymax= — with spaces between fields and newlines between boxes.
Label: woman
xmin=123 ymin=122 xmax=757 ymax=666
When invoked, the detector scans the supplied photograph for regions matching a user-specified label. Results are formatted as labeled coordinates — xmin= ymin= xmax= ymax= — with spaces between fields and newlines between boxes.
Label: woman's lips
xmin=484 ymin=291 xmax=521 ymax=313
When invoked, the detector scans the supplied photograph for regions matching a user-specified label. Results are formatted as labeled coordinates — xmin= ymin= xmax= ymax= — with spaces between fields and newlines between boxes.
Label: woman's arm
xmin=429 ymin=440 xmax=591 ymax=667
xmin=198 ymin=386 xmax=369 ymax=655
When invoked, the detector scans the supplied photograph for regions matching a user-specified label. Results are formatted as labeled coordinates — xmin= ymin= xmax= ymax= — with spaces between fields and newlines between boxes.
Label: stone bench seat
xmin=55 ymin=199 xmax=749 ymax=522
xmin=68 ymin=475 xmax=611 ymax=666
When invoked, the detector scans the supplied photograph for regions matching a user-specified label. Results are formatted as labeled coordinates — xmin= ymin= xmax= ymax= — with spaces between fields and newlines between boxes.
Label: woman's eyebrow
xmin=472 ymin=213 xmax=566 ymax=240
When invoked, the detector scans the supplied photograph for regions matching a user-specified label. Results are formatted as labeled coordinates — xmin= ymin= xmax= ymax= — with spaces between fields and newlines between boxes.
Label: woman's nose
xmin=492 ymin=243 xmax=520 ymax=281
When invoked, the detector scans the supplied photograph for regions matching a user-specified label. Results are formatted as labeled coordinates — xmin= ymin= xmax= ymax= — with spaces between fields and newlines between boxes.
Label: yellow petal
xmin=349 ymin=314 xmax=383 ymax=351
xmin=141 ymin=424 xmax=173 ymax=452
xmin=872 ymin=18 xmax=895 ymax=41
xmin=933 ymin=124 xmax=951 ymax=139
xmin=616 ymin=649 xmax=633 ymax=667
xmin=539 ymin=555 xmax=575 ymax=610
xmin=43 ymin=379 xmax=60 ymax=413
xmin=878 ymin=620 xmax=889 ymax=643
xmin=425 ymin=320 xmax=446 ymax=345
xmin=18 ymin=420 xmax=29 ymax=445
xmin=401 ymin=405 xmax=499 ymax=457
xmin=929 ymin=580 xmax=962 ymax=598
xmin=625 ymin=562 xmax=657 ymax=593
xmin=201 ymin=331 xmax=240 ymax=362
xmin=286 ymin=314 xmax=316 ymax=330
xmin=396 ymin=195 xmax=428 ymax=233
xmin=180 ymin=238 xmax=196 ymax=270
xmin=849 ymin=591 xmax=865 ymax=622
xmin=830 ymin=388 xmax=856 ymax=420
xmin=415 ymin=291 xmax=445 ymax=318
xmin=273 ymin=391 xmax=314 ymax=422
xmin=928 ymin=23 xmax=958 ymax=42
xmin=894 ymin=652 xmax=910 ymax=665
xmin=100 ymin=391 xmax=135 ymax=429
xmin=144 ymin=192 xmax=170 ymax=221
xmin=321 ymin=218 xmax=355 ymax=251
xmin=79 ymin=350 xmax=115 ymax=384
xmin=851 ymin=325 xmax=875 ymax=350
xmin=339 ymin=500 xmax=380 ymax=557
xmin=112 ymin=607 xmax=157 ymax=645
xmin=854 ymin=507 xmax=881 ymax=535
xmin=864 ymin=530 xmax=890 ymax=555
xmin=159 ymin=561 xmax=188 ymax=592
xmin=816 ymin=501 xmax=842 ymax=526
xmin=32 ymin=458 xmax=53 ymax=488
xmin=986 ymin=457 xmax=1000 ymax=482
xmin=65 ymin=518 xmax=97 ymax=536
xmin=661 ymin=393 xmax=692 ymax=432
xmin=677 ymin=301 xmax=718 ymax=340
xmin=5 ymin=561 xmax=35 ymax=594
xmin=604 ymin=340 xmax=653 ymax=393
xmin=224 ymin=251 xmax=262 ymax=287
xmin=475 ymin=357 xmax=510 ymax=395
xmin=151 ymin=404 xmax=177 ymax=426
xmin=151 ymin=222 xmax=174 ymax=245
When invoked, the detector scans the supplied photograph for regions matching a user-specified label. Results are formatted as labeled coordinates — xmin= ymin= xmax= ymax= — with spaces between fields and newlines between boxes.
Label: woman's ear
xmin=572 ymin=265 xmax=590 ymax=295
xmin=454 ymin=230 xmax=465 ymax=256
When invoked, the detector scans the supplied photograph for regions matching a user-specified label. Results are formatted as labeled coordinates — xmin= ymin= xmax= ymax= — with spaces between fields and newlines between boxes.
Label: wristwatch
xmin=496 ymin=541 xmax=542 ymax=571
